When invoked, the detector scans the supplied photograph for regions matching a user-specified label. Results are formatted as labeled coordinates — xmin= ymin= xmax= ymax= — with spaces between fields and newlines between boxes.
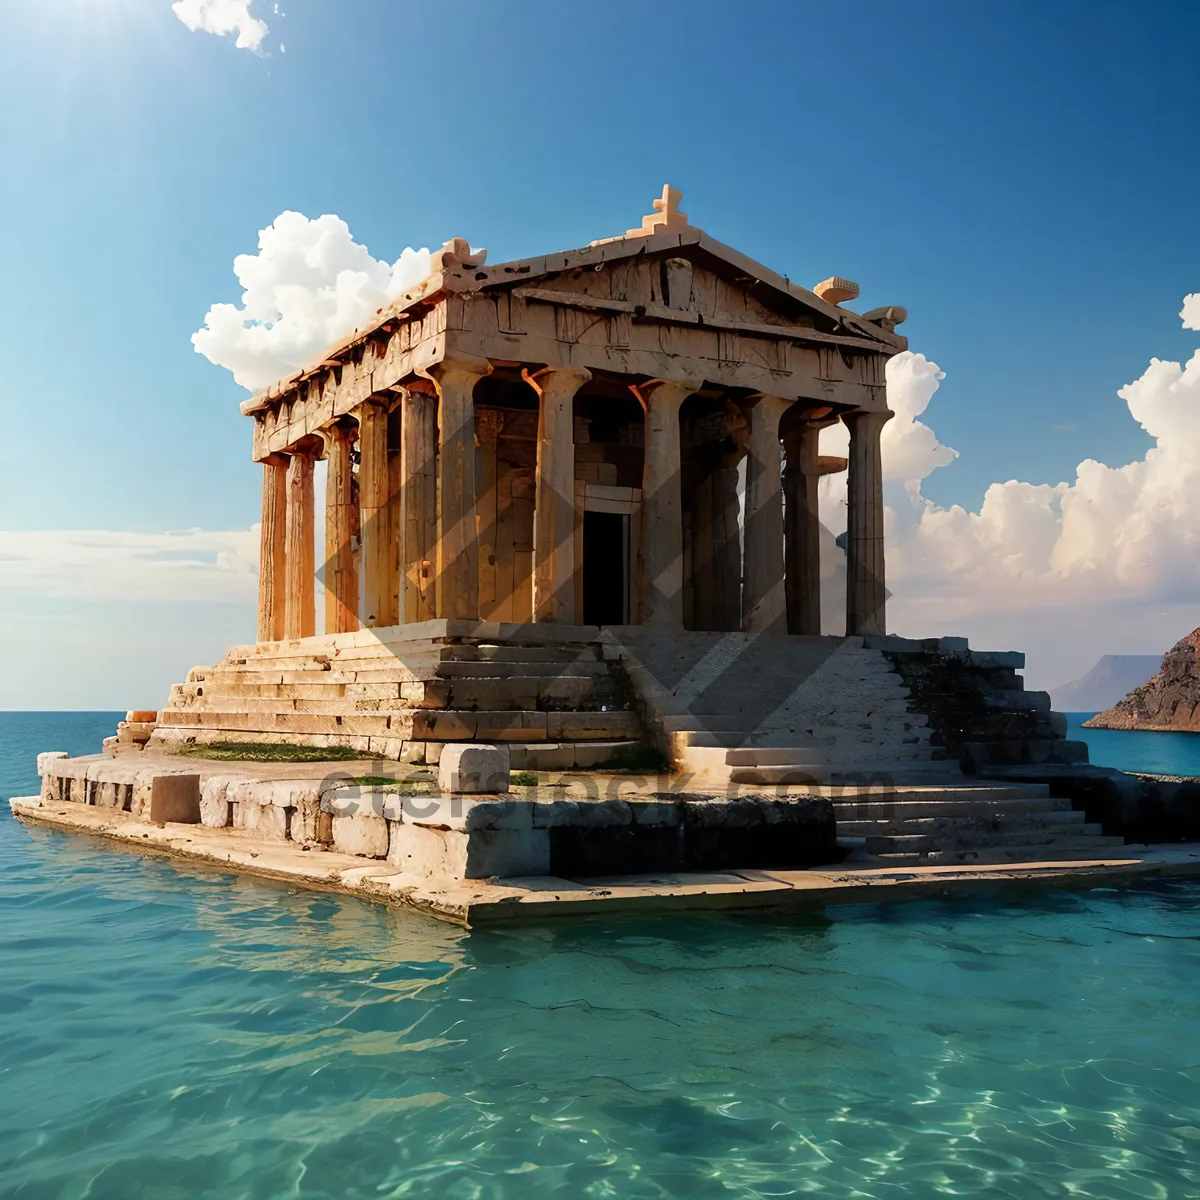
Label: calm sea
xmin=2 ymin=712 xmax=1200 ymax=1198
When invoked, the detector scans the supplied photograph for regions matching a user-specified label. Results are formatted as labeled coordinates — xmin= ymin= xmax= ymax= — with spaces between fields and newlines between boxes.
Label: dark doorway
xmin=582 ymin=511 xmax=628 ymax=625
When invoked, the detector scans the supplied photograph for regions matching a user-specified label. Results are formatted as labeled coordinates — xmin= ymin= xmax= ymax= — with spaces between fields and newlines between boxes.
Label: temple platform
xmin=10 ymin=792 xmax=1199 ymax=926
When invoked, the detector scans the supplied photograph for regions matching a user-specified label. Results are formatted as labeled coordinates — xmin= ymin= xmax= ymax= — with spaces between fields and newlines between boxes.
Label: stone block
xmin=1049 ymin=739 xmax=1090 ymax=764
xmin=466 ymin=827 xmax=550 ymax=877
xmin=681 ymin=798 xmax=763 ymax=828
xmin=200 ymin=778 xmax=232 ymax=828
xmin=968 ymin=650 xmax=1025 ymax=670
xmin=37 ymin=751 xmax=69 ymax=776
xmin=549 ymin=824 xmax=683 ymax=876
xmin=320 ymin=787 xmax=389 ymax=817
xmin=511 ymin=742 xmax=575 ymax=771
xmin=235 ymin=801 xmax=289 ymax=842
xmin=438 ymin=743 xmax=511 ymax=794
xmin=571 ymin=742 xmax=628 ymax=769
xmin=531 ymin=798 xmax=631 ymax=828
xmin=332 ymin=813 xmax=389 ymax=858
xmin=403 ymin=795 xmax=533 ymax=832
xmin=627 ymin=800 xmax=680 ymax=826
xmin=127 ymin=710 xmax=158 ymax=723
xmin=475 ymin=712 xmax=546 ymax=741
xmin=290 ymin=794 xmax=329 ymax=844
xmin=229 ymin=779 xmax=270 ymax=808
xmin=149 ymin=774 xmax=201 ymax=824
xmin=94 ymin=781 xmax=123 ymax=810
xmin=413 ymin=710 xmax=476 ymax=740
xmin=388 ymin=821 xmax=459 ymax=876
xmin=266 ymin=780 xmax=319 ymax=809
xmin=386 ymin=822 xmax=549 ymax=879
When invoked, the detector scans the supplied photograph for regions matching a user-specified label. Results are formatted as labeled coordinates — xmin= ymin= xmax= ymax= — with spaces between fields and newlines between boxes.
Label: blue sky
xmin=3 ymin=0 xmax=1200 ymax=704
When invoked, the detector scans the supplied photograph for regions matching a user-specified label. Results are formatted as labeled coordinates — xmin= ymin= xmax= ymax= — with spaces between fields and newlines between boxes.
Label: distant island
xmin=1050 ymin=654 xmax=1163 ymax=713
xmin=1085 ymin=629 xmax=1200 ymax=731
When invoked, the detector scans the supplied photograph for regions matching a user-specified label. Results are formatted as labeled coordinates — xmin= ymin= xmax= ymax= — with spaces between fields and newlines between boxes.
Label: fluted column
xmin=531 ymin=366 xmax=591 ymax=623
xmin=284 ymin=444 xmax=317 ymax=639
xmin=257 ymin=453 xmax=289 ymax=643
xmin=639 ymin=380 xmax=695 ymax=627
xmin=844 ymin=409 xmax=893 ymax=636
xmin=419 ymin=355 xmax=492 ymax=621
xmin=742 ymin=394 xmax=792 ymax=633
xmin=356 ymin=397 xmax=394 ymax=628
xmin=399 ymin=386 xmax=438 ymax=622
xmin=323 ymin=423 xmax=358 ymax=635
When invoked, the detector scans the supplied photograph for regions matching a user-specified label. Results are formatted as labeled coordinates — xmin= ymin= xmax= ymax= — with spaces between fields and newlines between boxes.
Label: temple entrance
xmin=582 ymin=510 xmax=629 ymax=625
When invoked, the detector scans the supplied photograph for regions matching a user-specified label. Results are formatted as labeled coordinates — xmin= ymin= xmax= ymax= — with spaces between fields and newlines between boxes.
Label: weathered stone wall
xmin=869 ymin=636 xmax=1088 ymax=773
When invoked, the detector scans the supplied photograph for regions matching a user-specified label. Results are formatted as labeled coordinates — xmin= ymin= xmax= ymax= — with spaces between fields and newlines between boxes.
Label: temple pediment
xmin=468 ymin=219 xmax=904 ymax=358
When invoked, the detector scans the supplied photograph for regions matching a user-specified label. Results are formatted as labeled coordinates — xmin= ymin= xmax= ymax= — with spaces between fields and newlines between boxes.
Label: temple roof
xmin=242 ymin=186 xmax=906 ymax=413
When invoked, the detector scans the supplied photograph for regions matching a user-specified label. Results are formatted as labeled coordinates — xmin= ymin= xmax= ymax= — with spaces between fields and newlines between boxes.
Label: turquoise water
xmin=1067 ymin=712 xmax=1200 ymax=777
xmin=4 ymin=715 xmax=1200 ymax=1198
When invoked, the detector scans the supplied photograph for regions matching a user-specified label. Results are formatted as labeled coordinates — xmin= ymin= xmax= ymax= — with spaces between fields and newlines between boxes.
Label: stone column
xmin=531 ymin=366 xmax=591 ymax=624
xmin=284 ymin=445 xmax=317 ymax=639
xmin=844 ymin=409 xmax=893 ymax=636
xmin=356 ymin=397 xmax=394 ymax=628
xmin=257 ymin=454 xmax=289 ymax=643
xmin=639 ymin=380 xmax=695 ymax=627
xmin=782 ymin=421 xmax=827 ymax=636
xmin=742 ymin=394 xmax=792 ymax=633
xmin=399 ymin=386 xmax=438 ymax=622
xmin=419 ymin=355 xmax=492 ymax=621
xmin=323 ymin=423 xmax=358 ymax=635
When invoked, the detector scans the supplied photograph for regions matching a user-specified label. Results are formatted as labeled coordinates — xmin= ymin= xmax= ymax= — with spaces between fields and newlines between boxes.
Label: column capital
xmin=286 ymin=434 xmax=324 ymax=460
xmin=522 ymin=365 xmax=592 ymax=398
xmin=260 ymin=451 xmax=291 ymax=468
xmin=418 ymin=353 xmax=493 ymax=391
xmin=842 ymin=408 xmax=895 ymax=433
xmin=748 ymin=392 xmax=794 ymax=420
xmin=350 ymin=393 xmax=394 ymax=425
xmin=637 ymin=378 xmax=697 ymax=412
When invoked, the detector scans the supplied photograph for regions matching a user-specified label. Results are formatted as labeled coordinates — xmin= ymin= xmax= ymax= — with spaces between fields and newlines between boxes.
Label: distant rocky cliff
xmin=1051 ymin=654 xmax=1163 ymax=712
xmin=1085 ymin=629 xmax=1200 ymax=731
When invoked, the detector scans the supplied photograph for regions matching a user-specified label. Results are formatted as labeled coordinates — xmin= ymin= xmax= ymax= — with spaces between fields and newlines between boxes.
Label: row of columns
xmin=256 ymin=364 xmax=893 ymax=642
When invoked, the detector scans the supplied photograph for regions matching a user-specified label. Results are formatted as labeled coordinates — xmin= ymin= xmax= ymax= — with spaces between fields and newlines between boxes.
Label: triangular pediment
xmin=473 ymin=229 xmax=904 ymax=353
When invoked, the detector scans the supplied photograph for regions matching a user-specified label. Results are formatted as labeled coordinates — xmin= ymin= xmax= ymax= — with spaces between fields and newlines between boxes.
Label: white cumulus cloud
xmin=809 ymin=302 xmax=1200 ymax=684
xmin=1180 ymin=292 xmax=1200 ymax=331
xmin=172 ymin=0 xmax=268 ymax=51
xmin=192 ymin=212 xmax=433 ymax=391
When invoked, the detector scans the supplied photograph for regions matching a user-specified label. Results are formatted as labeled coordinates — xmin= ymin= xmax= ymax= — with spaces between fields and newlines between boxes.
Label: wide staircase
xmin=151 ymin=622 xmax=1126 ymax=867
xmin=604 ymin=628 xmax=1125 ymax=866
xmin=152 ymin=620 xmax=643 ymax=771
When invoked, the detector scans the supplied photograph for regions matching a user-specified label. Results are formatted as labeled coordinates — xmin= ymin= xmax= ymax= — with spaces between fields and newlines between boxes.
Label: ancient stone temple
xmin=247 ymin=184 xmax=902 ymax=643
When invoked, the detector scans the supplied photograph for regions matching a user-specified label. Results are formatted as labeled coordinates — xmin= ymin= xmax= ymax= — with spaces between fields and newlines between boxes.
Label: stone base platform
xmin=11 ymin=795 xmax=1200 ymax=925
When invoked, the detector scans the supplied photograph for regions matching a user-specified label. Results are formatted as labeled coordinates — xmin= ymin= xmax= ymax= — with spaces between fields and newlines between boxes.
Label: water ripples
xmin=3 ymin=719 xmax=1200 ymax=1196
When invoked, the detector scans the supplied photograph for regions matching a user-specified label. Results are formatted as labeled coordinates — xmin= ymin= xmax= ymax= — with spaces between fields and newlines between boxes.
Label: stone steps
xmin=867 ymin=827 xmax=1116 ymax=854
xmin=153 ymin=623 xmax=640 ymax=765
xmin=158 ymin=706 xmax=639 ymax=740
xmin=864 ymin=840 xmax=1130 ymax=867
xmin=829 ymin=795 xmax=1073 ymax=819
xmin=837 ymin=812 xmax=1089 ymax=838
